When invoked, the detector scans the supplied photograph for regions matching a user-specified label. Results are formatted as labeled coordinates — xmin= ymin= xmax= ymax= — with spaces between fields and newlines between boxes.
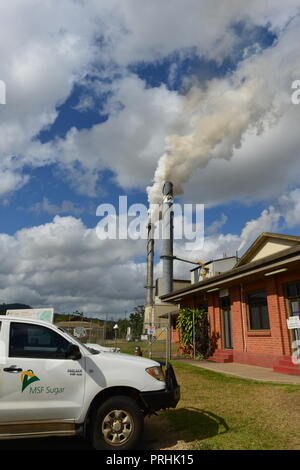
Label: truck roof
xmin=0 ymin=316 xmax=55 ymax=327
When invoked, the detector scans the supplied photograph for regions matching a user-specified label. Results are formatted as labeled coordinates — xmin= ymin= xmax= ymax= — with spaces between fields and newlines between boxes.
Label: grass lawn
xmin=104 ymin=340 xmax=178 ymax=357
xmin=161 ymin=361 xmax=300 ymax=450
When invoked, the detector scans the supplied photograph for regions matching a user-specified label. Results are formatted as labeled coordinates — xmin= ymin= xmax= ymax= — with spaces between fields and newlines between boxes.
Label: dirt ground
xmin=0 ymin=414 xmax=184 ymax=450
xmin=142 ymin=413 xmax=189 ymax=450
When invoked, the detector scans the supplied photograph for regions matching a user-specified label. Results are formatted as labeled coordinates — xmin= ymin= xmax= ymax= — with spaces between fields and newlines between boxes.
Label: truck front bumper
xmin=140 ymin=361 xmax=180 ymax=413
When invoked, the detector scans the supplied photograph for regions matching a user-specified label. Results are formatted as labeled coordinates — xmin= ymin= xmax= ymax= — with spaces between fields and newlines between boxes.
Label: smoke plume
xmin=146 ymin=14 xmax=300 ymax=208
xmin=147 ymin=74 xmax=281 ymax=206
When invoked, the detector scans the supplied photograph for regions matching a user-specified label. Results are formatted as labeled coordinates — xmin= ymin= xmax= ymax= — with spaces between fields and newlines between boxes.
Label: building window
xmin=247 ymin=290 xmax=270 ymax=330
xmin=198 ymin=302 xmax=208 ymax=311
xmin=286 ymin=281 xmax=300 ymax=316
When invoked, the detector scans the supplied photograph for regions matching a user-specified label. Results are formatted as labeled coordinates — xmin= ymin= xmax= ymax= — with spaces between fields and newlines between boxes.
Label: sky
xmin=0 ymin=1 xmax=300 ymax=318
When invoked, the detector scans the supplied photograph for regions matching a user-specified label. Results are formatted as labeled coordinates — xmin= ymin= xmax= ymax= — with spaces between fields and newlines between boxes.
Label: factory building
xmin=161 ymin=233 xmax=300 ymax=376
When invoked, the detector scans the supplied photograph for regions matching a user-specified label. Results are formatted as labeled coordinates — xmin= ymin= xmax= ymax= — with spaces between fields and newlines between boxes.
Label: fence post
xmin=193 ymin=311 xmax=195 ymax=360
xmin=166 ymin=312 xmax=171 ymax=362
xmin=149 ymin=334 xmax=152 ymax=359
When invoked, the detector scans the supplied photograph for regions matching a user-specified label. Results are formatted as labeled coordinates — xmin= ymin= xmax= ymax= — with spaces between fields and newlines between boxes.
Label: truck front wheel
xmin=91 ymin=395 xmax=144 ymax=450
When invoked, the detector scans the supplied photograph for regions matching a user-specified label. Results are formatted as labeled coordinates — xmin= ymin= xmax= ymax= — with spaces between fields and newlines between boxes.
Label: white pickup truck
xmin=0 ymin=316 xmax=180 ymax=449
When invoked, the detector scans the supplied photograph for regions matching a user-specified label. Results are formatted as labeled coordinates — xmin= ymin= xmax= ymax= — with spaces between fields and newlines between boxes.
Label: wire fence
xmin=56 ymin=318 xmax=206 ymax=360
xmin=101 ymin=321 xmax=191 ymax=360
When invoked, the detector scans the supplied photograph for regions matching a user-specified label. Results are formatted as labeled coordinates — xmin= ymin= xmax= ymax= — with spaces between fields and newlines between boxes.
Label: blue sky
xmin=0 ymin=1 xmax=300 ymax=317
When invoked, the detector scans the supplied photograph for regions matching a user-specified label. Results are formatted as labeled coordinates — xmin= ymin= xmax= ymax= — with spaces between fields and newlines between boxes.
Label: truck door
xmin=0 ymin=321 xmax=85 ymax=422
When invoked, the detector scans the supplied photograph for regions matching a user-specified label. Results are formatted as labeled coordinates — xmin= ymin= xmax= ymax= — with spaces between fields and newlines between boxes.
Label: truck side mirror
xmin=66 ymin=344 xmax=82 ymax=360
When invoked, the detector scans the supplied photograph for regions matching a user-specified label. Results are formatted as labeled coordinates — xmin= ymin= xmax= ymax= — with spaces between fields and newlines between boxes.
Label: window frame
xmin=285 ymin=281 xmax=300 ymax=317
xmin=284 ymin=281 xmax=300 ymax=345
xmin=9 ymin=322 xmax=72 ymax=360
xmin=246 ymin=289 xmax=270 ymax=331
xmin=220 ymin=295 xmax=233 ymax=349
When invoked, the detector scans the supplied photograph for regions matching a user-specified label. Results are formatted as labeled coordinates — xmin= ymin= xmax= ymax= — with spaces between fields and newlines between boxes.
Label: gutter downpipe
xmin=240 ymin=283 xmax=247 ymax=353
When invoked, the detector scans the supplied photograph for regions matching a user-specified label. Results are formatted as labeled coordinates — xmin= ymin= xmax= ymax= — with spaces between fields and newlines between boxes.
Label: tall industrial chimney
xmin=160 ymin=181 xmax=174 ymax=296
xmin=145 ymin=218 xmax=154 ymax=307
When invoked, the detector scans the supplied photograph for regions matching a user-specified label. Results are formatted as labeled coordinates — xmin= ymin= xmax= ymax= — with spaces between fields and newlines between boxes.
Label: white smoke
xmin=147 ymin=77 xmax=280 ymax=205
xmin=147 ymin=17 xmax=300 ymax=206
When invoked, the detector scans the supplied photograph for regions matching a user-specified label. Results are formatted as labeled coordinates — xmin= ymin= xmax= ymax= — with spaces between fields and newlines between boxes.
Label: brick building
xmin=161 ymin=233 xmax=300 ymax=376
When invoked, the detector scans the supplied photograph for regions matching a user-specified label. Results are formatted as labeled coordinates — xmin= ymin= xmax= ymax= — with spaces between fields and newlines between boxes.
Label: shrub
xmin=176 ymin=307 xmax=210 ymax=358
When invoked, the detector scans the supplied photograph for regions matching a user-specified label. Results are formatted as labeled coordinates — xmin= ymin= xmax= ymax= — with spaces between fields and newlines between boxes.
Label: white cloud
xmin=0 ymin=216 xmax=146 ymax=317
xmin=158 ymin=187 xmax=300 ymax=279
xmin=205 ymin=214 xmax=228 ymax=236
xmin=279 ymin=189 xmax=300 ymax=228
xmin=97 ymin=0 xmax=300 ymax=65
xmin=28 ymin=3 xmax=300 ymax=207
xmin=0 ymin=0 xmax=101 ymax=194
xmin=0 ymin=186 xmax=298 ymax=316
xmin=148 ymin=12 xmax=300 ymax=203
xmin=46 ymin=75 xmax=184 ymax=191
xmin=0 ymin=1 xmax=299 ymax=200
xmin=238 ymin=207 xmax=282 ymax=252
xmin=182 ymin=106 xmax=300 ymax=207
xmin=29 ymin=197 xmax=84 ymax=216
xmin=1 ymin=1 xmax=300 ymax=319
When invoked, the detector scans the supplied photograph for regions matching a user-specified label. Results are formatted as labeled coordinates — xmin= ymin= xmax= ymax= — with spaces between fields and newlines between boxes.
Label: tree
xmin=129 ymin=305 xmax=144 ymax=339
xmin=117 ymin=318 xmax=130 ymax=338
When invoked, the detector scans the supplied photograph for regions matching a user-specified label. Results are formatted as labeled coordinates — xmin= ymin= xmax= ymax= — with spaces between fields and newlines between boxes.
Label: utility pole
xmin=103 ymin=313 xmax=108 ymax=344
xmin=193 ymin=310 xmax=196 ymax=359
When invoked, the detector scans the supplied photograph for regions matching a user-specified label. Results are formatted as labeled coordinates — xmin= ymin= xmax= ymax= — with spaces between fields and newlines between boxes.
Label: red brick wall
xmin=275 ymin=273 xmax=292 ymax=355
xmin=207 ymin=293 xmax=222 ymax=351
xmin=237 ymin=274 xmax=296 ymax=360
xmin=225 ymin=278 xmax=288 ymax=366
xmin=226 ymin=272 xmax=299 ymax=367
xmin=239 ymin=279 xmax=282 ymax=357
xmin=176 ymin=269 xmax=300 ymax=367
xmin=232 ymin=351 xmax=283 ymax=368
xmin=172 ymin=328 xmax=179 ymax=343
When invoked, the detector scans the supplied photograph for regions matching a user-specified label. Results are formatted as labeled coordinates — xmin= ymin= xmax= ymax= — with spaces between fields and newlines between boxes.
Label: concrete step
xmin=213 ymin=352 xmax=233 ymax=358
xmin=213 ymin=349 xmax=233 ymax=355
xmin=208 ymin=356 xmax=233 ymax=363
xmin=273 ymin=365 xmax=300 ymax=376
xmin=281 ymin=355 xmax=294 ymax=360
xmin=273 ymin=355 xmax=300 ymax=375
xmin=276 ymin=358 xmax=298 ymax=367
xmin=207 ymin=350 xmax=233 ymax=363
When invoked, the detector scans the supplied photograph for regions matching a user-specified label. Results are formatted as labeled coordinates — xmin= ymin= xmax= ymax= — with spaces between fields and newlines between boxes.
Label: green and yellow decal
xmin=21 ymin=370 xmax=40 ymax=392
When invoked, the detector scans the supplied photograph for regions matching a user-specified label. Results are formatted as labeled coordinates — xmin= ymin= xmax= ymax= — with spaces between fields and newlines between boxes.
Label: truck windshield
xmin=57 ymin=327 xmax=100 ymax=355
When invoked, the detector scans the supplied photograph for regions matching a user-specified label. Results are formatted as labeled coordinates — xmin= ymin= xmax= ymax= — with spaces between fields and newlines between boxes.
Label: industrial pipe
xmin=160 ymin=181 xmax=174 ymax=296
xmin=145 ymin=220 xmax=154 ymax=307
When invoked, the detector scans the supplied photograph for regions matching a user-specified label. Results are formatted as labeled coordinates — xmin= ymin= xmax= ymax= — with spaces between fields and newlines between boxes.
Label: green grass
xmin=104 ymin=340 xmax=178 ymax=357
xmin=102 ymin=343 xmax=300 ymax=449
xmin=161 ymin=361 xmax=300 ymax=450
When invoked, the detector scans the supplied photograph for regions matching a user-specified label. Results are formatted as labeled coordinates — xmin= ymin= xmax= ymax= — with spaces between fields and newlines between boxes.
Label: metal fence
xmin=56 ymin=320 xmax=105 ymax=346
xmin=56 ymin=318 xmax=205 ymax=360
xmin=57 ymin=321 xmax=177 ymax=360
xmin=102 ymin=322 xmax=185 ymax=360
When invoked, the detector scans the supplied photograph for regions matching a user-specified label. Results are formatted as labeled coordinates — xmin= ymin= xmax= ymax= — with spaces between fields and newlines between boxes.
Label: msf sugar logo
xmin=0 ymin=80 xmax=6 ymax=105
xmin=21 ymin=369 xmax=40 ymax=392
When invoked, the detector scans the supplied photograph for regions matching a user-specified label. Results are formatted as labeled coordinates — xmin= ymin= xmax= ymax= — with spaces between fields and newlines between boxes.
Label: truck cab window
xmin=9 ymin=322 xmax=70 ymax=359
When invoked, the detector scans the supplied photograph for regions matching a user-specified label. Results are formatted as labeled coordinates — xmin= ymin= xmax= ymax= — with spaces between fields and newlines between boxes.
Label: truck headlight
xmin=145 ymin=366 xmax=165 ymax=381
